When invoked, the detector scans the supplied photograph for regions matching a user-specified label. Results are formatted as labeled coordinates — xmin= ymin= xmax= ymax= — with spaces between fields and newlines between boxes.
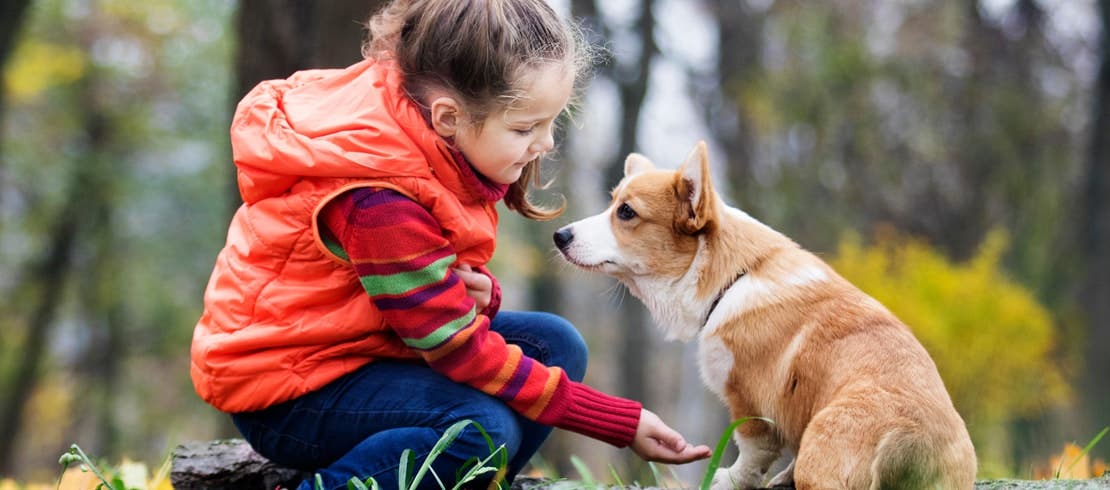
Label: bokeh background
xmin=0 ymin=0 xmax=1107 ymax=484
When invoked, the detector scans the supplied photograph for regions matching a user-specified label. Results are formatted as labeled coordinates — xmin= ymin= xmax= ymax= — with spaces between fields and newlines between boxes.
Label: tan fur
xmin=556 ymin=141 xmax=977 ymax=489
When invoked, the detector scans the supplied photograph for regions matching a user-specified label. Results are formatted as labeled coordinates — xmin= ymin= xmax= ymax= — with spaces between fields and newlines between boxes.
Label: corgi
xmin=553 ymin=141 xmax=976 ymax=489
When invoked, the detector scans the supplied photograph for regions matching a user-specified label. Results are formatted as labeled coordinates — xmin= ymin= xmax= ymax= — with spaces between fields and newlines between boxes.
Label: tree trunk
xmin=701 ymin=0 xmax=761 ymax=209
xmin=1081 ymin=0 xmax=1110 ymax=440
xmin=0 ymin=0 xmax=34 ymax=222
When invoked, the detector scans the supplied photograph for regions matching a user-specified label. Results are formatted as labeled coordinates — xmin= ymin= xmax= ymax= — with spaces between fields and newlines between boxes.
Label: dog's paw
xmin=710 ymin=468 xmax=761 ymax=490
xmin=710 ymin=468 xmax=738 ymax=490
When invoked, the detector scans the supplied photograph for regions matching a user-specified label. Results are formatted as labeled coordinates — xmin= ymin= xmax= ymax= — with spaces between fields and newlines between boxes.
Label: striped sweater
xmin=320 ymin=187 xmax=642 ymax=447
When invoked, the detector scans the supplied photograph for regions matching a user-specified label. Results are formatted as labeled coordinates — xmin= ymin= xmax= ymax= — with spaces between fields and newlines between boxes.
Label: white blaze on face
xmin=560 ymin=205 xmax=623 ymax=273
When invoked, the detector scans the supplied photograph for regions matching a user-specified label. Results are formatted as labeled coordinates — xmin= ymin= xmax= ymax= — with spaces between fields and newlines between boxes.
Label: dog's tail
xmin=868 ymin=427 xmax=976 ymax=490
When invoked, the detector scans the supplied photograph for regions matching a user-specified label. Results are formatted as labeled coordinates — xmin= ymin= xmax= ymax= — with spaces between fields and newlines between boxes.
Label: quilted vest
xmin=190 ymin=59 xmax=500 ymax=413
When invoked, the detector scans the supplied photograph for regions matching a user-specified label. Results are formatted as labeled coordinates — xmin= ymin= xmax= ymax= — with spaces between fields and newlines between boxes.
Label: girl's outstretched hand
xmin=453 ymin=264 xmax=492 ymax=312
xmin=631 ymin=409 xmax=713 ymax=464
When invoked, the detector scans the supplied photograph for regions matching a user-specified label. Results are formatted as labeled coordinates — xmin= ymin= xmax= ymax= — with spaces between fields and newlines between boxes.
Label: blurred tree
xmin=696 ymin=0 xmax=762 ymax=210
xmin=1082 ymin=0 xmax=1110 ymax=445
xmin=0 ymin=0 xmax=33 ymax=217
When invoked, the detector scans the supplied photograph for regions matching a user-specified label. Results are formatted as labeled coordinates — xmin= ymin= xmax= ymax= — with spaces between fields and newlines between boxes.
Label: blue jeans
xmin=231 ymin=311 xmax=589 ymax=490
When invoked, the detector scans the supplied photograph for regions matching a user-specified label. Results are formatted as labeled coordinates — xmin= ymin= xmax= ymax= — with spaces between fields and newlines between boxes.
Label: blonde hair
xmin=365 ymin=0 xmax=595 ymax=220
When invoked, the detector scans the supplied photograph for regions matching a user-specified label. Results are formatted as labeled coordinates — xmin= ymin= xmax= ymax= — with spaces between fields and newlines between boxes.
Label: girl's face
xmin=454 ymin=64 xmax=575 ymax=185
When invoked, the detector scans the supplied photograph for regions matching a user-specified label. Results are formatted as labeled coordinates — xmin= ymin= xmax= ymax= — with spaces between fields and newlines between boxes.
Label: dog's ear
xmin=677 ymin=141 xmax=715 ymax=234
xmin=624 ymin=153 xmax=655 ymax=177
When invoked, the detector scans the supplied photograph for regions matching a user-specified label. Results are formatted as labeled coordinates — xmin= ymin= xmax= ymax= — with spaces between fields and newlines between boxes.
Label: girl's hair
xmin=364 ymin=0 xmax=594 ymax=220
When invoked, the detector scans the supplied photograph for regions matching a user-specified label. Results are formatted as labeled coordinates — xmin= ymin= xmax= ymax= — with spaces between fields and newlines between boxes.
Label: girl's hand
xmin=631 ymin=409 xmax=713 ymax=464
xmin=453 ymin=264 xmax=492 ymax=312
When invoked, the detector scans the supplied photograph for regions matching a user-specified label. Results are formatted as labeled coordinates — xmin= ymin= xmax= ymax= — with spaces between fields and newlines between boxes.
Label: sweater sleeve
xmin=320 ymin=187 xmax=641 ymax=447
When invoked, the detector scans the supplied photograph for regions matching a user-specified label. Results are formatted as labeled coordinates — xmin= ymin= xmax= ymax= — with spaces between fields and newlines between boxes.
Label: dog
xmin=553 ymin=141 xmax=976 ymax=489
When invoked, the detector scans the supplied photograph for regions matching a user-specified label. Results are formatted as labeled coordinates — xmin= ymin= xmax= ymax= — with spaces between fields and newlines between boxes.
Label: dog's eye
xmin=616 ymin=203 xmax=638 ymax=221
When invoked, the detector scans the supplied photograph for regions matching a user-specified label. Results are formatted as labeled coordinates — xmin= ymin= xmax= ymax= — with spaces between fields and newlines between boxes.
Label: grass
xmin=323 ymin=419 xmax=508 ymax=490
xmin=49 ymin=418 xmax=769 ymax=490
xmin=54 ymin=416 xmax=1110 ymax=489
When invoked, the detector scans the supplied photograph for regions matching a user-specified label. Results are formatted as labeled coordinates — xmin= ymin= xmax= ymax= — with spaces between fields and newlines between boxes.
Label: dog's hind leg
xmin=793 ymin=404 xmax=877 ymax=490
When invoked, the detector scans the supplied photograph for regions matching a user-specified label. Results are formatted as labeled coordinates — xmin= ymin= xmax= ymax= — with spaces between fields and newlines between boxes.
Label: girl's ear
xmin=429 ymin=96 xmax=462 ymax=138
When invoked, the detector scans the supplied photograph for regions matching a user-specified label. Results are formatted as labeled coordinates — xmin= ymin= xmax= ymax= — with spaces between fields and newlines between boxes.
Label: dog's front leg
xmin=711 ymin=423 xmax=782 ymax=490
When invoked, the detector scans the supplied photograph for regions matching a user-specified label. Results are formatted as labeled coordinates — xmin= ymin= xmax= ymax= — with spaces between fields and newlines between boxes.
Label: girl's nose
xmin=532 ymin=127 xmax=555 ymax=153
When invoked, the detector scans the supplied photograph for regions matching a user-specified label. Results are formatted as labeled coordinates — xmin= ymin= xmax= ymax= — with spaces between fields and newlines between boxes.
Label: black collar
xmin=702 ymin=270 xmax=747 ymax=327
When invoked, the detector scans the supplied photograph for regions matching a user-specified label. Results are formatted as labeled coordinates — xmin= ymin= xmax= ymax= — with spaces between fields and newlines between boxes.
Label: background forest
xmin=0 ymin=0 xmax=1108 ymax=485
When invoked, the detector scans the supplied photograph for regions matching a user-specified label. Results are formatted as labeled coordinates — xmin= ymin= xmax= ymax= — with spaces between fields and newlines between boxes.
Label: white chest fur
xmin=697 ymin=333 xmax=735 ymax=402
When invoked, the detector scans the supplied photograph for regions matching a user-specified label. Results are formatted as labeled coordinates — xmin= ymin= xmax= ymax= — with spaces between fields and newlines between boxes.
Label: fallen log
xmin=170 ymin=439 xmax=305 ymax=490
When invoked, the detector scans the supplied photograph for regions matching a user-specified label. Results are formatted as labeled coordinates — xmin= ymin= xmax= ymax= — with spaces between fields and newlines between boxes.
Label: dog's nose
xmin=553 ymin=227 xmax=574 ymax=249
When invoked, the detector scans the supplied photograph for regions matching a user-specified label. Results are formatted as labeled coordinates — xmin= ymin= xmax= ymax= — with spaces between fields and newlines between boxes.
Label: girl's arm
xmin=320 ymin=187 xmax=641 ymax=447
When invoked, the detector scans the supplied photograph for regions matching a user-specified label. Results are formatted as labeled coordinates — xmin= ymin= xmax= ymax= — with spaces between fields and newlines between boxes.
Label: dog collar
xmin=702 ymin=270 xmax=747 ymax=328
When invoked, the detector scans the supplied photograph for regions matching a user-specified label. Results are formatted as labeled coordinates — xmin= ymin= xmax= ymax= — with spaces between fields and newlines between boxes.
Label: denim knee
xmin=537 ymin=312 xmax=589 ymax=382
xmin=452 ymin=397 xmax=524 ymax=461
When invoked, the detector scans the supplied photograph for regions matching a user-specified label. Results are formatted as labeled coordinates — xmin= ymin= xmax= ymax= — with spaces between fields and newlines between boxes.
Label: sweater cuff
xmin=555 ymin=382 xmax=642 ymax=448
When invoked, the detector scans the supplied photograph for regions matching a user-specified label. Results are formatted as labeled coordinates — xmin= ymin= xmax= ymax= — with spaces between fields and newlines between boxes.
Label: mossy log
xmin=170 ymin=439 xmax=1110 ymax=489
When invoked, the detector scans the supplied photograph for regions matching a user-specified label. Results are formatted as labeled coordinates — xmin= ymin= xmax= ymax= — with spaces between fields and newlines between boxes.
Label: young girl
xmin=190 ymin=0 xmax=711 ymax=488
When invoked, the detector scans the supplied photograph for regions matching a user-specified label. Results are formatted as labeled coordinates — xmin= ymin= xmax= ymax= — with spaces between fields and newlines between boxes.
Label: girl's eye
xmin=616 ymin=203 xmax=638 ymax=220
xmin=514 ymin=127 xmax=534 ymax=135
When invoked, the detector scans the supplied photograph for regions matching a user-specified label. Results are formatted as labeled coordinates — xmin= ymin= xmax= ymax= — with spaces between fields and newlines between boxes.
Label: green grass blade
xmin=608 ymin=464 xmax=624 ymax=487
xmin=315 ymin=473 xmax=326 ymax=490
xmin=667 ymin=465 xmax=684 ymax=488
xmin=408 ymin=419 xmax=508 ymax=490
xmin=647 ymin=461 xmax=663 ymax=487
xmin=399 ymin=448 xmax=415 ymax=490
xmin=699 ymin=417 xmax=774 ymax=490
xmin=569 ymin=455 xmax=596 ymax=488
xmin=348 ymin=477 xmax=370 ymax=490
xmin=453 ymin=445 xmax=507 ymax=489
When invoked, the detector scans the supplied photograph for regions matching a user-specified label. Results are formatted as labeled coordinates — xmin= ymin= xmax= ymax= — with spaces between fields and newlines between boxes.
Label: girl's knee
xmin=540 ymin=313 xmax=588 ymax=381
xmin=452 ymin=400 xmax=523 ymax=458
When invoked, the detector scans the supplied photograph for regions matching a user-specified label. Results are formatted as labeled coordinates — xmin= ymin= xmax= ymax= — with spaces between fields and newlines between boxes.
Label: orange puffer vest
xmin=191 ymin=59 xmax=500 ymax=413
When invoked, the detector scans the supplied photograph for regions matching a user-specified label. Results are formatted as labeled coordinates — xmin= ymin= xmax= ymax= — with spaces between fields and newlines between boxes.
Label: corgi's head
xmin=554 ymin=141 xmax=718 ymax=280
xmin=555 ymin=141 xmax=733 ymax=339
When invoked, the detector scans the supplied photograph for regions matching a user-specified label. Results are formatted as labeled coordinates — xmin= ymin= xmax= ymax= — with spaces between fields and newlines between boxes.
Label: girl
xmin=190 ymin=0 xmax=711 ymax=488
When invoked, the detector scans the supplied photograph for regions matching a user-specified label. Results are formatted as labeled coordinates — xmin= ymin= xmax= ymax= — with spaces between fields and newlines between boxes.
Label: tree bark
xmin=1081 ymin=0 xmax=1110 ymax=439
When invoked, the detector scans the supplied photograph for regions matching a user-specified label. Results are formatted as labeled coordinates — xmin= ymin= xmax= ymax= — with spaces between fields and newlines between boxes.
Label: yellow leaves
xmin=3 ymin=41 xmax=87 ymax=103
xmin=55 ymin=466 xmax=102 ymax=490
xmin=0 ymin=477 xmax=55 ymax=490
xmin=830 ymin=228 xmax=1070 ymax=468
xmin=1032 ymin=443 xmax=1108 ymax=480
xmin=5 ymin=450 xmax=172 ymax=490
